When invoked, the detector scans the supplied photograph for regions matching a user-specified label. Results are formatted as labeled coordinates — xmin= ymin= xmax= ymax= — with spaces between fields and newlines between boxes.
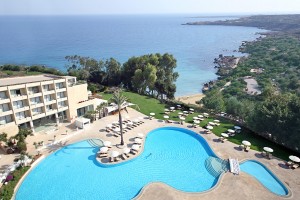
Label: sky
xmin=1 ymin=0 xmax=300 ymax=15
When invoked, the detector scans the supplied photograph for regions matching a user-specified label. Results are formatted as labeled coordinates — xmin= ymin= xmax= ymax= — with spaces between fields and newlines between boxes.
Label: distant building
xmin=0 ymin=74 xmax=103 ymax=136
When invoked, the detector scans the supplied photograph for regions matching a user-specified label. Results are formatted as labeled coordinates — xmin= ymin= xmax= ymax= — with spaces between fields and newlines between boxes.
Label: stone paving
xmin=1 ymin=108 xmax=300 ymax=199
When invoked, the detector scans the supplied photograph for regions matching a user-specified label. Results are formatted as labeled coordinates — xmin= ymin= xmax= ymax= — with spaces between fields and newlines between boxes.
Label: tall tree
xmin=109 ymin=90 xmax=128 ymax=146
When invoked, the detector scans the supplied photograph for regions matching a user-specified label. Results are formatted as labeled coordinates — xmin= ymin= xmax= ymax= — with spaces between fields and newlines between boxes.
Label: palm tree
xmin=110 ymin=90 xmax=128 ymax=146
xmin=96 ymin=102 xmax=107 ymax=119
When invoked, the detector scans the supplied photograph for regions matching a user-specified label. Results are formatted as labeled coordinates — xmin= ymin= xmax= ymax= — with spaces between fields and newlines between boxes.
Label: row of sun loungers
xmin=285 ymin=161 xmax=299 ymax=169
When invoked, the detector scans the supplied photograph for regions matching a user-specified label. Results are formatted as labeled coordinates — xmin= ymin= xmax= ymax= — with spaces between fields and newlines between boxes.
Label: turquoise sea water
xmin=240 ymin=160 xmax=288 ymax=196
xmin=0 ymin=15 xmax=264 ymax=96
xmin=16 ymin=127 xmax=219 ymax=200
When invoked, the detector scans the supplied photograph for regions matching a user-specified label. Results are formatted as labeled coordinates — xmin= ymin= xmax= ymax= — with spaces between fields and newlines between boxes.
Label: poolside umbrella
xmin=221 ymin=133 xmax=229 ymax=138
xmin=289 ymin=155 xmax=300 ymax=163
xmin=133 ymin=119 xmax=139 ymax=123
xmin=198 ymin=115 xmax=204 ymax=118
xmin=170 ymin=107 xmax=175 ymax=110
xmin=227 ymin=129 xmax=235 ymax=133
xmin=208 ymin=122 xmax=215 ymax=126
xmin=114 ymin=127 xmax=120 ymax=132
xmin=214 ymin=119 xmax=220 ymax=123
xmin=189 ymin=108 xmax=194 ymax=111
xmin=134 ymin=138 xmax=142 ymax=143
xmin=242 ymin=140 xmax=251 ymax=146
xmin=103 ymin=141 xmax=112 ymax=147
xmin=137 ymin=133 xmax=144 ymax=138
xmin=178 ymin=112 xmax=183 ymax=115
xmin=163 ymin=115 xmax=169 ymax=119
xmin=203 ymin=113 xmax=209 ymax=116
xmin=177 ymin=104 xmax=181 ymax=108
xmin=206 ymin=125 xmax=214 ymax=130
xmin=164 ymin=108 xmax=170 ymax=112
xmin=132 ymin=144 xmax=140 ymax=151
xmin=193 ymin=116 xmax=199 ymax=120
xmin=183 ymin=111 xmax=189 ymax=114
xmin=263 ymin=147 xmax=274 ymax=153
xmin=150 ymin=113 xmax=155 ymax=116
xmin=99 ymin=147 xmax=108 ymax=153
xmin=110 ymin=151 xmax=120 ymax=158
xmin=127 ymin=121 xmax=133 ymax=126
xmin=193 ymin=120 xmax=200 ymax=124
xmin=234 ymin=126 xmax=241 ymax=130
xmin=123 ymin=148 xmax=130 ymax=154
xmin=106 ymin=124 xmax=112 ymax=128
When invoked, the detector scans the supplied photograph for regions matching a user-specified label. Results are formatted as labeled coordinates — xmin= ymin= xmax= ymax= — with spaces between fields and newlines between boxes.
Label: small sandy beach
xmin=176 ymin=93 xmax=205 ymax=105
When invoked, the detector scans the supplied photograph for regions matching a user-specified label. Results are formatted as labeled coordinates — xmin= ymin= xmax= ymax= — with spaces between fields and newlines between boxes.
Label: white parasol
xmin=206 ymin=125 xmax=214 ymax=130
xmin=214 ymin=119 xmax=220 ymax=123
xmin=221 ymin=133 xmax=229 ymax=138
xmin=110 ymin=151 xmax=120 ymax=158
xmin=150 ymin=113 xmax=155 ymax=116
xmin=234 ymin=126 xmax=241 ymax=130
xmin=134 ymin=138 xmax=142 ymax=143
xmin=227 ymin=129 xmax=235 ymax=133
xmin=163 ymin=115 xmax=169 ymax=119
xmin=132 ymin=144 xmax=140 ymax=151
xmin=263 ymin=147 xmax=274 ymax=153
xmin=103 ymin=141 xmax=112 ymax=147
xmin=198 ymin=115 xmax=204 ymax=118
xmin=242 ymin=140 xmax=251 ymax=146
xmin=208 ymin=122 xmax=215 ymax=126
xmin=289 ymin=155 xmax=300 ymax=163
xmin=99 ymin=147 xmax=108 ymax=153
xmin=123 ymin=148 xmax=130 ymax=154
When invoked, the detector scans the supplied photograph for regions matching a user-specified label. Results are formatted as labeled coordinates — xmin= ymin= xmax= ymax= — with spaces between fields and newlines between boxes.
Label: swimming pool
xmin=240 ymin=160 xmax=289 ymax=196
xmin=16 ymin=127 xmax=224 ymax=200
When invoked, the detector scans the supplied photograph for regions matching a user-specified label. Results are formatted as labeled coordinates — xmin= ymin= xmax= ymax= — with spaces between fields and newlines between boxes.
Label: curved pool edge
xmin=240 ymin=159 xmax=292 ymax=198
xmin=96 ymin=126 xmax=228 ymax=198
xmin=12 ymin=155 xmax=46 ymax=200
xmin=97 ymin=126 xmax=222 ymax=168
xmin=133 ymin=171 xmax=227 ymax=200
xmin=13 ymin=137 xmax=103 ymax=199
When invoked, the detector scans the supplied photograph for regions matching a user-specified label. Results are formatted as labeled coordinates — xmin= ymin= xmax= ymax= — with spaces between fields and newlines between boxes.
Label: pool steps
xmin=205 ymin=157 xmax=229 ymax=177
xmin=87 ymin=139 xmax=103 ymax=147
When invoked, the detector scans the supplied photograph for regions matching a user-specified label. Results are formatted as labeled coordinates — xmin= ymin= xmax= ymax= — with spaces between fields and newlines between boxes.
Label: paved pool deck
xmin=1 ymin=108 xmax=299 ymax=199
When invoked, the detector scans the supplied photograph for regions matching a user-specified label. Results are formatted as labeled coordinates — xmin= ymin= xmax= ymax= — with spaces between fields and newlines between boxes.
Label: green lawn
xmin=100 ymin=91 xmax=297 ymax=161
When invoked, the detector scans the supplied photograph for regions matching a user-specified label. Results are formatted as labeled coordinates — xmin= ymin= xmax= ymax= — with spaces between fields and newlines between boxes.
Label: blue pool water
xmin=16 ymin=127 xmax=221 ymax=200
xmin=240 ymin=160 xmax=289 ymax=196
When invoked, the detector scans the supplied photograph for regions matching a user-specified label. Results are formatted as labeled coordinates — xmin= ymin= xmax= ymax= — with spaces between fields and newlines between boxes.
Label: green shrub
xmin=0 ymin=166 xmax=30 ymax=200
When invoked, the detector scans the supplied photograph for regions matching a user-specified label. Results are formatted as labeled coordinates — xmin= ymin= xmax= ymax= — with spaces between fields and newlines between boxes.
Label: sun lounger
xmin=109 ymin=157 xmax=114 ymax=162
xmin=222 ymin=138 xmax=228 ymax=143
xmin=113 ymin=133 xmax=119 ymax=137
xmin=130 ymin=149 xmax=137 ymax=155
xmin=285 ymin=161 xmax=293 ymax=167
xmin=292 ymin=164 xmax=299 ymax=169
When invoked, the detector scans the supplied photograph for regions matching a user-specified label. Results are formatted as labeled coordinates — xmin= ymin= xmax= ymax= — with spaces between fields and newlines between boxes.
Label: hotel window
xmin=0 ymin=103 xmax=10 ymax=112
xmin=30 ymin=97 xmax=41 ymax=104
xmin=0 ymin=115 xmax=12 ymax=125
xmin=57 ymin=92 xmax=65 ymax=99
xmin=0 ymin=91 xmax=7 ymax=99
xmin=32 ymin=107 xmax=43 ymax=115
xmin=44 ymin=94 xmax=52 ymax=102
xmin=13 ymin=100 xmax=24 ymax=109
xmin=46 ymin=105 xmax=53 ymax=111
xmin=43 ymin=84 xmax=51 ymax=91
xmin=16 ymin=111 xmax=26 ymax=119
xmin=56 ymin=83 xmax=64 ymax=89
xmin=10 ymin=89 xmax=21 ymax=97
xmin=58 ymin=101 xmax=66 ymax=108
xmin=28 ymin=86 xmax=39 ymax=94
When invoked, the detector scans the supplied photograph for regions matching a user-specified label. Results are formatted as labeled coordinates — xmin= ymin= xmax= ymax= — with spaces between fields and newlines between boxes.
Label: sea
xmin=0 ymin=15 xmax=265 ymax=96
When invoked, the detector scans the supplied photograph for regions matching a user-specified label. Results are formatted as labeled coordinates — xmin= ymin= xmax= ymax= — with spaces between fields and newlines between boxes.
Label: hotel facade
xmin=0 ymin=74 xmax=101 ymax=137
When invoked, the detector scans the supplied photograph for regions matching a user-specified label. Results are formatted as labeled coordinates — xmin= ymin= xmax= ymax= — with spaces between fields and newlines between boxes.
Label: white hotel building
xmin=0 ymin=74 xmax=102 ymax=137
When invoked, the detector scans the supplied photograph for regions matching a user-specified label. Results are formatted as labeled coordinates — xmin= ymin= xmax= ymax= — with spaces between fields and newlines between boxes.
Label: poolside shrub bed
xmin=0 ymin=166 xmax=30 ymax=200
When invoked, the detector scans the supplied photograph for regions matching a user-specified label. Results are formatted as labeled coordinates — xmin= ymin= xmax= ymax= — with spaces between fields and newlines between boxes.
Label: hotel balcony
xmin=28 ymin=92 xmax=42 ymax=98
xmin=0 ymin=110 xmax=13 ymax=117
xmin=32 ymin=112 xmax=46 ymax=120
xmin=46 ymin=109 xmax=57 ymax=116
xmin=0 ymin=98 xmax=10 ymax=104
xmin=56 ymin=88 xmax=66 ymax=93
xmin=30 ymin=102 xmax=44 ymax=108
xmin=14 ymin=106 xmax=30 ymax=113
xmin=58 ymin=106 xmax=68 ymax=112
xmin=43 ymin=90 xmax=55 ymax=95
xmin=57 ymin=97 xmax=67 ymax=102
xmin=16 ymin=117 xmax=31 ymax=124
xmin=44 ymin=99 xmax=57 ymax=105
xmin=11 ymin=95 xmax=27 ymax=101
